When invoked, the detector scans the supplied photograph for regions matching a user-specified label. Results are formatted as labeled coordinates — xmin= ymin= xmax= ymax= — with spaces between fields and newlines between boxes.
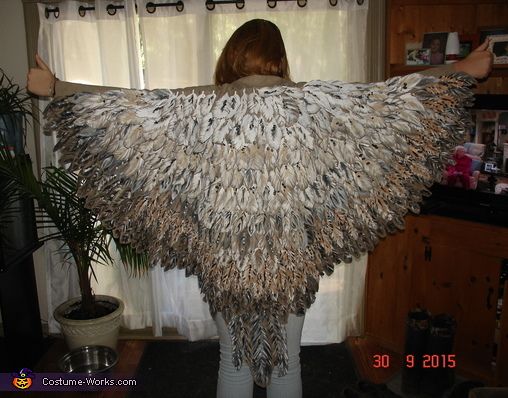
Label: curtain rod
xmin=41 ymin=0 xmax=364 ymax=18
xmin=205 ymin=0 xmax=244 ymax=10
xmin=26 ymin=0 xmax=366 ymax=3
xmin=267 ymin=0 xmax=306 ymax=9
xmin=76 ymin=4 xmax=127 ymax=16
xmin=147 ymin=2 xmax=185 ymax=13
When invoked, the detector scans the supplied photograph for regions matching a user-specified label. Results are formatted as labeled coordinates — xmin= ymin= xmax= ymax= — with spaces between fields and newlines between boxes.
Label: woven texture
xmin=44 ymin=73 xmax=474 ymax=386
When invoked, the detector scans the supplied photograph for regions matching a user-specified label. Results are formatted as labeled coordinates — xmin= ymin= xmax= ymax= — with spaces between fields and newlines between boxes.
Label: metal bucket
xmin=58 ymin=345 xmax=118 ymax=374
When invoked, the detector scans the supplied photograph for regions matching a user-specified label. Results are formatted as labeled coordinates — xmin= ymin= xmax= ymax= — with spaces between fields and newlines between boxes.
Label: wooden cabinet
xmin=386 ymin=0 xmax=508 ymax=94
xmin=365 ymin=215 xmax=508 ymax=385
xmin=370 ymin=0 xmax=508 ymax=386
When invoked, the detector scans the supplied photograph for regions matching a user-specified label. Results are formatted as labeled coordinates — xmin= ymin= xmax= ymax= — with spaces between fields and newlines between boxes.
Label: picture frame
xmin=422 ymin=32 xmax=449 ymax=65
xmin=406 ymin=48 xmax=430 ymax=65
xmin=484 ymin=162 xmax=497 ymax=172
xmin=489 ymin=34 xmax=508 ymax=64
xmin=479 ymin=26 xmax=508 ymax=44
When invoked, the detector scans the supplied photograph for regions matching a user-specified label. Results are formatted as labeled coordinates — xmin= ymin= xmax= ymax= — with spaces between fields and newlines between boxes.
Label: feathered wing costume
xmin=45 ymin=72 xmax=473 ymax=386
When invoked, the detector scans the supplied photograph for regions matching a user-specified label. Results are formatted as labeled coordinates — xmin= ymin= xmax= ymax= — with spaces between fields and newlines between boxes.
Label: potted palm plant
xmin=0 ymin=69 xmax=149 ymax=350
xmin=0 ymin=69 xmax=37 ymax=261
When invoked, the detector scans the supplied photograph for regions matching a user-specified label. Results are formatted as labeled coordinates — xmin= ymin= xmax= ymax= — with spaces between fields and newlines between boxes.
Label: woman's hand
xmin=453 ymin=39 xmax=493 ymax=79
xmin=27 ymin=54 xmax=56 ymax=97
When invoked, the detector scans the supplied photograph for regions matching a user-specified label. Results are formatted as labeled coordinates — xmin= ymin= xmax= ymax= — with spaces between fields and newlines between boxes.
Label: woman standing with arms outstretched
xmin=28 ymin=19 xmax=492 ymax=398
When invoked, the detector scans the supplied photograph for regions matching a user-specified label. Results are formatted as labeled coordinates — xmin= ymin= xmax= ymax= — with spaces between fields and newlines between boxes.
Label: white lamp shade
xmin=445 ymin=32 xmax=460 ymax=63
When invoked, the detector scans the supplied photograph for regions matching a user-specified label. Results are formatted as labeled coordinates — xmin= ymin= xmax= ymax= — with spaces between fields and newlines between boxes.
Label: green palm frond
xmin=114 ymin=237 xmax=150 ymax=278
xmin=1 ymin=69 xmax=36 ymax=153
xmin=0 ymin=143 xmax=150 ymax=316
xmin=1 ymin=66 xmax=150 ymax=318
xmin=0 ymin=69 xmax=33 ymax=117
xmin=0 ymin=69 xmax=149 ymax=315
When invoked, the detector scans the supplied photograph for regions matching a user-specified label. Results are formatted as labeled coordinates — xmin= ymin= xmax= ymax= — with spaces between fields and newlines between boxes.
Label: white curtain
xmin=38 ymin=0 xmax=369 ymax=343
xmin=139 ymin=0 xmax=368 ymax=88
xmin=37 ymin=0 xmax=145 ymax=333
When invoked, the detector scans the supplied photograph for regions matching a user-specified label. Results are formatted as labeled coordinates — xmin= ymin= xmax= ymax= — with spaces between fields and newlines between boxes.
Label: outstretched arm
xmin=453 ymin=39 xmax=493 ymax=79
xmin=27 ymin=54 xmax=121 ymax=98
xmin=420 ymin=39 xmax=493 ymax=79
xmin=28 ymin=55 xmax=213 ymax=97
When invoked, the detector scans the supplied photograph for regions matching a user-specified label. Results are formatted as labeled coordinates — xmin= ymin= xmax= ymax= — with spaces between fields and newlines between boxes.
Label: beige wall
xmin=0 ymin=0 xmax=29 ymax=85
xmin=0 ymin=0 xmax=48 ymax=330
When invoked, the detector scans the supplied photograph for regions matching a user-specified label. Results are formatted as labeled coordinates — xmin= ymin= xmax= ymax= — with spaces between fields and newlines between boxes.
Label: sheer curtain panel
xmin=37 ymin=0 xmax=144 ymax=333
xmin=138 ymin=0 xmax=369 ymax=87
xmin=38 ymin=0 xmax=370 ymax=343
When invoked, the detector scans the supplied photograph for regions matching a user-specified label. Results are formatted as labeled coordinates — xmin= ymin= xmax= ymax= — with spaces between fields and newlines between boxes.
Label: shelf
xmin=389 ymin=64 xmax=508 ymax=78
xmin=422 ymin=184 xmax=508 ymax=229
xmin=474 ymin=94 xmax=508 ymax=109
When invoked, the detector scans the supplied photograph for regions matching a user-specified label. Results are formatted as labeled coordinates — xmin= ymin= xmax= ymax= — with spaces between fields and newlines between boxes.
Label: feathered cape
xmin=44 ymin=72 xmax=474 ymax=386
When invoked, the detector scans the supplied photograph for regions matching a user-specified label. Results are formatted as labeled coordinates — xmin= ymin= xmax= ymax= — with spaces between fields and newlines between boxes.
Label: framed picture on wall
xmin=489 ymin=34 xmax=508 ymax=64
xmin=422 ymin=32 xmax=449 ymax=65
xmin=479 ymin=26 xmax=508 ymax=44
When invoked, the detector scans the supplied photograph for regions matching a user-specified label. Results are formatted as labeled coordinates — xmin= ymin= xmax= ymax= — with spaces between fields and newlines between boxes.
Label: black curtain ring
xmin=106 ymin=4 xmax=117 ymax=15
xmin=45 ymin=7 xmax=60 ymax=19
xmin=236 ymin=0 xmax=245 ymax=9
xmin=357 ymin=0 xmax=365 ymax=4
xmin=329 ymin=0 xmax=338 ymax=6
xmin=146 ymin=2 xmax=185 ymax=13
xmin=297 ymin=0 xmax=307 ymax=7
xmin=78 ymin=6 xmax=95 ymax=17
xmin=267 ymin=0 xmax=276 ymax=9
xmin=146 ymin=2 xmax=156 ymax=13
xmin=205 ymin=1 xmax=215 ymax=10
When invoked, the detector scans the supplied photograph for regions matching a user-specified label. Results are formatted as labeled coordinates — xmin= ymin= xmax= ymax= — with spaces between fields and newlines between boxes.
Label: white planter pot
xmin=54 ymin=295 xmax=124 ymax=351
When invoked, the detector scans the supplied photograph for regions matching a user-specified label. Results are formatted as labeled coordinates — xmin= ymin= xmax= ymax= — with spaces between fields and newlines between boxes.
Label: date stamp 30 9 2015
xmin=372 ymin=354 xmax=457 ymax=369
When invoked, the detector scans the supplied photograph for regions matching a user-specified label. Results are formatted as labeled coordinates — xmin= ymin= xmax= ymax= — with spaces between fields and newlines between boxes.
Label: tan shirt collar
xmin=228 ymin=75 xmax=296 ymax=88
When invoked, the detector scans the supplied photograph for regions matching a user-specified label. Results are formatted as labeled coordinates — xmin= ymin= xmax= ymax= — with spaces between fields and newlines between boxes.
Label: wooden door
xmin=411 ymin=216 xmax=506 ymax=381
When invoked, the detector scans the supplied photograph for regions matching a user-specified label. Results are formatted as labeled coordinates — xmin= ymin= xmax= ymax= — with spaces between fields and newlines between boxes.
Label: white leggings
xmin=215 ymin=313 xmax=305 ymax=398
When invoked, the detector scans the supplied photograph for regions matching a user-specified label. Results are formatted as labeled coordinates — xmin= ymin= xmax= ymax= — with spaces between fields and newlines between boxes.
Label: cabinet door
xmin=365 ymin=217 xmax=415 ymax=352
xmin=411 ymin=216 xmax=505 ymax=379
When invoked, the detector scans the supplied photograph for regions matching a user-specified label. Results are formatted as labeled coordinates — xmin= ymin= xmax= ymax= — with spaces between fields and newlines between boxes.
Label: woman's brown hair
xmin=214 ymin=19 xmax=290 ymax=85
